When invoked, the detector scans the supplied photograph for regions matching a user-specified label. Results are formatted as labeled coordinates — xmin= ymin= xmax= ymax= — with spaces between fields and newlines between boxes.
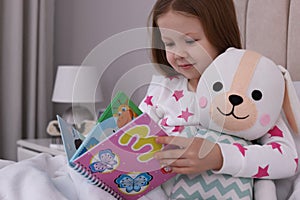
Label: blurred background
xmin=0 ymin=0 xmax=157 ymax=160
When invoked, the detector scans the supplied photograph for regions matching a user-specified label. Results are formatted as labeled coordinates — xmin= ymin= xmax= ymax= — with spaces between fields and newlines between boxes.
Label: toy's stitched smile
xmin=217 ymin=106 xmax=249 ymax=120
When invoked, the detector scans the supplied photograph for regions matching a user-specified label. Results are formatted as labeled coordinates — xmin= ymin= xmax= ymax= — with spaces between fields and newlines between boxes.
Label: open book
xmin=58 ymin=92 xmax=142 ymax=166
xmin=58 ymin=92 xmax=175 ymax=199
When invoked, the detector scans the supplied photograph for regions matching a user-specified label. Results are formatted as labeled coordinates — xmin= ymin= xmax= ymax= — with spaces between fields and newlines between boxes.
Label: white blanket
xmin=0 ymin=154 xmax=116 ymax=200
xmin=0 ymin=152 xmax=299 ymax=200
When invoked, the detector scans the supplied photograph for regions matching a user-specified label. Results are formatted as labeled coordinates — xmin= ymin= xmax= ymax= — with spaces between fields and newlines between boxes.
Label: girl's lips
xmin=178 ymin=64 xmax=195 ymax=69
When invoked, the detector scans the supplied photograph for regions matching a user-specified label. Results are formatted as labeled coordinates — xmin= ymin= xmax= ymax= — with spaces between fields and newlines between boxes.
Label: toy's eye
xmin=213 ymin=81 xmax=223 ymax=92
xmin=121 ymin=107 xmax=127 ymax=112
xmin=252 ymin=90 xmax=262 ymax=101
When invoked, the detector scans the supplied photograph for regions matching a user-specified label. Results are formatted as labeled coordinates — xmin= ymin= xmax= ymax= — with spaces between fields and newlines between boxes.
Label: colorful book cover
xmin=73 ymin=113 xmax=175 ymax=200
xmin=57 ymin=115 xmax=85 ymax=166
xmin=98 ymin=91 xmax=142 ymax=124
xmin=70 ymin=92 xmax=143 ymax=162
xmin=70 ymin=117 xmax=118 ymax=162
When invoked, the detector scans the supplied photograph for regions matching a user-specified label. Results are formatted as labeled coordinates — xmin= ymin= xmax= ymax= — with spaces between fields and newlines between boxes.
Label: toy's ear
xmin=279 ymin=65 xmax=300 ymax=134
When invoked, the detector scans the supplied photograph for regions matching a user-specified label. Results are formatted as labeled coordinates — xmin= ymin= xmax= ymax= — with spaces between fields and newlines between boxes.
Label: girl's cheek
xmin=166 ymin=52 xmax=175 ymax=66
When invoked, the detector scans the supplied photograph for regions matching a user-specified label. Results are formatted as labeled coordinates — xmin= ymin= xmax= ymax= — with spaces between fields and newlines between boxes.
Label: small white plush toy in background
xmin=170 ymin=47 xmax=300 ymax=200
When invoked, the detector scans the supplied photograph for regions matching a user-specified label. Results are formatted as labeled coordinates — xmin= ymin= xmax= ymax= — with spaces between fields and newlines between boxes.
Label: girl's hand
xmin=154 ymin=136 xmax=223 ymax=174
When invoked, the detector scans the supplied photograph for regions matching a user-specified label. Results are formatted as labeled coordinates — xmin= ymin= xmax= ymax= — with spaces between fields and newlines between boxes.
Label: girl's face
xmin=157 ymin=10 xmax=218 ymax=88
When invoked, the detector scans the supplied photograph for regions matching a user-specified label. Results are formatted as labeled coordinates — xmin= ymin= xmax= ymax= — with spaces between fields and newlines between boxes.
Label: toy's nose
xmin=229 ymin=94 xmax=243 ymax=106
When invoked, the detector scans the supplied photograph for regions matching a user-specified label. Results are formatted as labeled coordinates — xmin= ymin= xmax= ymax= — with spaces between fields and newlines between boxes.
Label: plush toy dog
xmin=197 ymin=47 xmax=300 ymax=139
xmin=170 ymin=47 xmax=300 ymax=200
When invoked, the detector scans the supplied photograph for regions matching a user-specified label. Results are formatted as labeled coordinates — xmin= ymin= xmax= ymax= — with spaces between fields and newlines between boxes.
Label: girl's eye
xmin=164 ymin=42 xmax=174 ymax=47
xmin=185 ymin=39 xmax=198 ymax=45
xmin=185 ymin=40 xmax=195 ymax=44
xmin=122 ymin=107 xmax=127 ymax=112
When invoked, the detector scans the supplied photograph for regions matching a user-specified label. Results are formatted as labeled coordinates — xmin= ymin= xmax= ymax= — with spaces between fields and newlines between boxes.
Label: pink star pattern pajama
xmin=139 ymin=75 xmax=298 ymax=198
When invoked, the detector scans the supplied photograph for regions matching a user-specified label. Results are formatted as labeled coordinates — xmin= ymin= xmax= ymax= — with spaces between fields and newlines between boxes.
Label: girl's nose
xmin=174 ymin=48 xmax=188 ymax=58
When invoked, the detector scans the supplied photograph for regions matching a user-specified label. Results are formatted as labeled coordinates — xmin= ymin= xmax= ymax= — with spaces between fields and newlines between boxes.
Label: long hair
xmin=148 ymin=0 xmax=242 ymax=75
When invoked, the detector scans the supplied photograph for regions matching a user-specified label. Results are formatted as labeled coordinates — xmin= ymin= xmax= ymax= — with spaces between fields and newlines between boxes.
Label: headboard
xmin=233 ymin=0 xmax=300 ymax=81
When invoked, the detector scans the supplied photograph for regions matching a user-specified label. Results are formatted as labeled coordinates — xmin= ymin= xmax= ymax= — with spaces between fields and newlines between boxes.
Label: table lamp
xmin=52 ymin=65 xmax=103 ymax=124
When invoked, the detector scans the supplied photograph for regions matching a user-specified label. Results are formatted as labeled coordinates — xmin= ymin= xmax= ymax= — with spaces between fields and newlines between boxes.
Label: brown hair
xmin=149 ymin=0 xmax=242 ymax=75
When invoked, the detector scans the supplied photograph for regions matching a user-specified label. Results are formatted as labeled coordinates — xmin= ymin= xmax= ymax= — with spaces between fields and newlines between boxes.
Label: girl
xmin=139 ymin=0 xmax=298 ymax=199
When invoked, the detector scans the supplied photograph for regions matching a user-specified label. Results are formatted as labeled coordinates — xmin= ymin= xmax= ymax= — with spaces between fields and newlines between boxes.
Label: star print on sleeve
xmin=172 ymin=126 xmax=184 ymax=133
xmin=267 ymin=142 xmax=283 ymax=154
xmin=144 ymin=96 xmax=153 ymax=106
xmin=177 ymin=108 xmax=194 ymax=122
xmin=252 ymin=165 xmax=270 ymax=178
xmin=268 ymin=126 xmax=283 ymax=138
xmin=167 ymin=76 xmax=179 ymax=81
xmin=161 ymin=118 xmax=168 ymax=126
xmin=172 ymin=90 xmax=184 ymax=101
xmin=233 ymin=143 xmax=247 ymax=157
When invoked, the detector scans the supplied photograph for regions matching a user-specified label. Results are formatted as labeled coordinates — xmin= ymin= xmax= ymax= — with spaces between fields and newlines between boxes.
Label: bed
xmin=1 ymin=0 xmax=300 ymax=199
xmin=0 ymin=153 xmax=122 ymax=200
xmin=233 ymin=1 xmax=300 ymax=198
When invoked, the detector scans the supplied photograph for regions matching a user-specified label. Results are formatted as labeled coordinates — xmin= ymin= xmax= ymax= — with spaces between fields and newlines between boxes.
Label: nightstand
xmin=17 ymin=138 xmax=65 ymax=161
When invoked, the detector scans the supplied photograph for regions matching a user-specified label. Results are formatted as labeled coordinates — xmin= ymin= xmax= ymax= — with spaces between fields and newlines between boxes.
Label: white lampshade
xmin=52 ymin=65 xmax=103 ymax=103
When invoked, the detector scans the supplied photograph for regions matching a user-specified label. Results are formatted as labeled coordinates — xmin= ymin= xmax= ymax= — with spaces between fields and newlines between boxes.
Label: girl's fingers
xmin=170 ymin=166 xmax=195 ymax=174
xmin=160 ymin=158 xmax=191 ymax=167
xmin=156 ymin=136 xmax=196 ymax=148
xmin=154 ymin=148 xmax=186 ymax=159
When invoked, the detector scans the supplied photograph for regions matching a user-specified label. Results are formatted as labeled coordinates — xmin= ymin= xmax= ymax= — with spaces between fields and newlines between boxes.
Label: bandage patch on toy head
xmin=197 ymin=48 xmax=285 ymax=140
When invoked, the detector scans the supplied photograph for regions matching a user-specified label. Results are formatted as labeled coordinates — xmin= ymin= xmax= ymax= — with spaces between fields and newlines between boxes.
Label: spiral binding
xmin=73 ymin=163 xmax=123 ymax=200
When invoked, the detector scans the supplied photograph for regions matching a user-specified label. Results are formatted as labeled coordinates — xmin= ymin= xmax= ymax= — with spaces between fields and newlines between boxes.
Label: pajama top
xmin=139 ymin=75 xmax=298 ymax=179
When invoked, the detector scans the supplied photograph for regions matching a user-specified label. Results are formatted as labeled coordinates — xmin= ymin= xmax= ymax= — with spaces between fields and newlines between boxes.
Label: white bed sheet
xmin=0 ymin=153 xmax=115 ymax=200
xmin=1 ymin=136 xmax=300 ymax=200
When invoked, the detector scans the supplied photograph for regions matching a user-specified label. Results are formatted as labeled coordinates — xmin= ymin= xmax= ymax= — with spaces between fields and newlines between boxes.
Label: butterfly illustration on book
xmin=89 ymin=149 xmax=119 ymax=173
xmin=115 ymin=172 xmax=153 ymax=193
